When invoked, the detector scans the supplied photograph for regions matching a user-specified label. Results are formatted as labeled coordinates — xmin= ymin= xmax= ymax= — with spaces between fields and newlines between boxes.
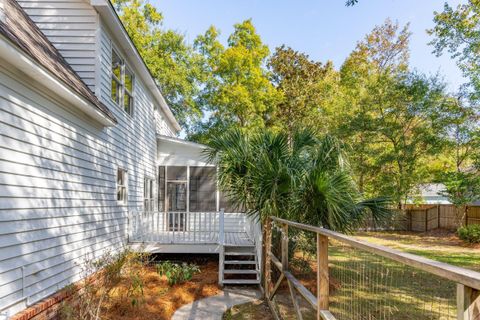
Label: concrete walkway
xmin=172 ymin=287 xmax=262 ymax=320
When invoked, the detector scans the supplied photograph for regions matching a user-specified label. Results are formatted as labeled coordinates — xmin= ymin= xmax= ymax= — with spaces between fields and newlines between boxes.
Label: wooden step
xmin=224 ymin=260 xmax=257 ymax=265
xmin=224 ymin=251 xmax=256 ymax=256
xmin=224 ymin=243 xmax=255 ymax=247
xmin=222 ymin=279 xmax=261 ymax=285
xmin=224 ymin=269 xmax=259 ymax=274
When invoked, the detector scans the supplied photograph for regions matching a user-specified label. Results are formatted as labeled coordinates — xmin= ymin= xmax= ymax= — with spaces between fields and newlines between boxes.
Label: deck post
xmin=264 ymin=217 xmax=272 ymax=298
xmin=457 ymin=283 xmax=480 ymax=320
xmin=218 ymin=208 xmax=225 ymax=286
xmin=317 ymin=233 xmax=329 ymax=318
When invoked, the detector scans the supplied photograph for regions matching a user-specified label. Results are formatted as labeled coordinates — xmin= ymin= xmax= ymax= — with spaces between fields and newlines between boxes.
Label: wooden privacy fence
xmin=362 ymin=205 xmax=480 ymax=231
xmin=265 ymin=216 xmax=480 ymax=320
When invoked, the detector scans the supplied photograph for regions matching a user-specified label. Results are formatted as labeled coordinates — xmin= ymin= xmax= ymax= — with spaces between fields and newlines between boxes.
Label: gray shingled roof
xmin=0 ymin=0 xmax=117 ymax=124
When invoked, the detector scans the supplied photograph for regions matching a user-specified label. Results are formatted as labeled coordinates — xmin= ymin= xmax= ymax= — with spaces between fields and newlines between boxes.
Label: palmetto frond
xmin=206 ymin=128 xmax=391 ymax=232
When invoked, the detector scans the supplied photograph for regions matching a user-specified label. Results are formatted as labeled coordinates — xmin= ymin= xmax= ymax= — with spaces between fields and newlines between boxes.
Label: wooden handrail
xmin=270 ymin=216 xmax=480 ymax=290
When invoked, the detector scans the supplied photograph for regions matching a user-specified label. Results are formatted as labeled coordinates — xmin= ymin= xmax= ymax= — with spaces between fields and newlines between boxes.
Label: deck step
xmin=224 ymin=251 xmax=256 ymax=256
xmin=222 ymin=279 xmax=261 ymax=285
xmin=224 ymin=260 xmax=257 ymax=265
xmin=224 ymin=244 xmax=255 ymax=247
xmin=224 ymin=269 xmax=258 ymax=274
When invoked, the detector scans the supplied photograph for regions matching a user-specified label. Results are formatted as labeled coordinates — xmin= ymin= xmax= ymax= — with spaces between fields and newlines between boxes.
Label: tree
xmin=336 ymin=20 xmax=451 ymax=206
xmin=205 ymin=128 xmax=390 ymax=232
xmin=268 ymin=45 xmax=337 ymax=138
xmin=112 ymin=0 xmax=204 ymax=129
xmin=440 ymin=171 xmax=480 ymax=226
xmin=429 ymin=1 xmax=480 ymax=100
xmin=191 ymin=20 xmax=281 ymax=142
xmin=443 ymin=97 xmax=480 ymax=172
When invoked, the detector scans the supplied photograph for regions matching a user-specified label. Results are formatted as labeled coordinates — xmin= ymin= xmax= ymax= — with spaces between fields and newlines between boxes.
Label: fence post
xmin=425 ymin=209 xmax=428 ymax=232
xmin=466 ymin=206 xmax=469 ymax=226
xmin=317 ymin=233 xmax=329 ymax=318
xmin=437 ymin=204 xmax=441 ymax=229
xmin=457 ymin=283 xmax=480 ymax=320
xmin=281 ymin=224 xmax=288 ymax=270
xmin=264 ymin=217 xmax=272 ymax=299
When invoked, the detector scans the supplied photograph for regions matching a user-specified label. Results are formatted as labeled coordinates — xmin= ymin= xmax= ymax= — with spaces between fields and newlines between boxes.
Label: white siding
xmin=17 ymin=0 xmax=98 ymax=91
xmin=0 ymin=19 xmax=176 ymax=318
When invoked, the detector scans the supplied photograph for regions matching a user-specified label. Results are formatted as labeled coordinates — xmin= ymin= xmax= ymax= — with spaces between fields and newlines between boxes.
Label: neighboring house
xmin=414 ymin=183 xmax=451 ymax=205
xmin=0 ymin=0 xmax=260 ymax=318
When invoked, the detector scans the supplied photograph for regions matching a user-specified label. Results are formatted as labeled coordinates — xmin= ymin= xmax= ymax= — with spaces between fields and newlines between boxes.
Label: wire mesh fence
xmin=264 ymin=217 xmax=480 ymax=320
xmin=328 ymin=239 xmax=457 ymax=320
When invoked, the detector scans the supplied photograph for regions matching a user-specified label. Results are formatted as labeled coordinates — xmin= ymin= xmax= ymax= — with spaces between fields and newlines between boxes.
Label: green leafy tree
xmin=440 ymin=171 xmax=480 ymax=226
xmin=112 ymin=0 xmax=204 ymax=129
xmin=336 ymin=20 xmax=451 ymax=206
xmin=444 ymin=97 xmax=480 ymax=172
xmin=429 ymin=1 xmax=480 ymax=99
xmin=268 ymin=45 xmax=337 ymax=138
xmin=191 ymin=20 xmax=281 ymax=142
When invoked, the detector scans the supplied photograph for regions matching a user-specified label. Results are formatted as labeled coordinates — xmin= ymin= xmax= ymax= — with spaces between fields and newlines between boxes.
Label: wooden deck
xmin=129 ymin=230 xmax=253 ymax=246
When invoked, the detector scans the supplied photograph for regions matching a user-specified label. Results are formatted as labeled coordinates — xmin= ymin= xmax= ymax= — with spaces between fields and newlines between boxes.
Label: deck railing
xmin=128 ymin=210 xmax=249 ymax=244
xmin=265 ymin=216 xmax=480 ymax=320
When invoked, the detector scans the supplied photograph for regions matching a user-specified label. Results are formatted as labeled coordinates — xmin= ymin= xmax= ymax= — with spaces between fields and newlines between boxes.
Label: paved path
xmin=172 ymin=287 xmax=262 ymax=320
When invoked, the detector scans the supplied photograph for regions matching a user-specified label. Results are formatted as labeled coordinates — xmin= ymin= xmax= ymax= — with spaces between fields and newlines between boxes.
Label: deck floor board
xmin=130 ymin=231 xmax=253 ymax=246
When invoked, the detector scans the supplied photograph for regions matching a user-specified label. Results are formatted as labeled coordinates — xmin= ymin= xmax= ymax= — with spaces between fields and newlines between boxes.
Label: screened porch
xmin=128 ymin=135 xmax=257 ymax=249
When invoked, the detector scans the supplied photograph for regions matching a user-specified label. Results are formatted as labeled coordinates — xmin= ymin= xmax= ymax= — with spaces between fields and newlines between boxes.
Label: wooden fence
xmin=265 ymin=216 xmax=480 ymax=320
xmin=362 ymin=205 xmax=480 ymax=232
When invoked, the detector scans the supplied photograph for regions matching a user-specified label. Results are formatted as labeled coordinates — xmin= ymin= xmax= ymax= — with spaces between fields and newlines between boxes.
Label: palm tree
xmin=205 ymin=128 xmax=390 ymax=232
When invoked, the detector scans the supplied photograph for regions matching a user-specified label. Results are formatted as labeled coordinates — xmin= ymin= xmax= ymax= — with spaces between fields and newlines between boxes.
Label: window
xmin=155 ymin=165 xmax=243 ymax=214
xmin=144 ymin=178 xmax=155 ymax=212
xmin=111 ymin=48 xmax=134 ymax=115
xmin=189 ymin=167 xmax=216 ymax=212
xmin=117 ymin=168 xmax=127 ymax=204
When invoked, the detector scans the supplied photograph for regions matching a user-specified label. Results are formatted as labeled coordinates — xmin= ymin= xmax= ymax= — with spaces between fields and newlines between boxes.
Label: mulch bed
xmin=102 ymin=257 xmax=220 ymax=320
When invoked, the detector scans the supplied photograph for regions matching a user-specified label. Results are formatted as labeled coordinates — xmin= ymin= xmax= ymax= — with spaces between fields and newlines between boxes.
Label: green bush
xmin=156 ymin=261 xmax=200 ymax=286
xmin=458 ymin=224 xmax=480 ymax=244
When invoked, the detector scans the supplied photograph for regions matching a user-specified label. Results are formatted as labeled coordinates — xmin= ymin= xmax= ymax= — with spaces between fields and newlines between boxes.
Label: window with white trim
xmin=111 ymin=48 xmax=134 ymax=115
xmin=144 ymin=177 xmax=155 ymax=212
xmin=117 ymin=168 xmax=128 ymax=204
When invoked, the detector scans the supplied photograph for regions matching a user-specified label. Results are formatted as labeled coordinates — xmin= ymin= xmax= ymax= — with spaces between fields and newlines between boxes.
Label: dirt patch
xmin=224 ymin=300 xmax=274 ymax=320
xmin=102 ymin=259 xmax=220 ymax=320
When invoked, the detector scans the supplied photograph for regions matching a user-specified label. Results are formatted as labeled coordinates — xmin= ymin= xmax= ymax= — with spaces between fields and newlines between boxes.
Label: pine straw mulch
xmin=102 ymin=259 xmax=220 ymax=320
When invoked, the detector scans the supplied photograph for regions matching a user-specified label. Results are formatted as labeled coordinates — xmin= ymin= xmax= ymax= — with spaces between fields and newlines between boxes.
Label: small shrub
xmin=61 ymin=248 xmax=147 ymax=320
xmin=458 ymin=224 xmax=480 ymax=243
xmin=156 ymin=261 xmax=200 ymax=286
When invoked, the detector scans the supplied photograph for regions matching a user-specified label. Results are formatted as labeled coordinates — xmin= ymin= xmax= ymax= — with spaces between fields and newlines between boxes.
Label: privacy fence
xmin=362 ymin=205 xmax=480 ymax=232
xmin=264 ymin=216 xmax=480 ymax=320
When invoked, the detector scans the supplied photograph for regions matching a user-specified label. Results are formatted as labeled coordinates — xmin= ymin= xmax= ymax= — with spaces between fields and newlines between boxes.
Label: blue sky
xmin=152 ymin=0 xmax=465 ymax=92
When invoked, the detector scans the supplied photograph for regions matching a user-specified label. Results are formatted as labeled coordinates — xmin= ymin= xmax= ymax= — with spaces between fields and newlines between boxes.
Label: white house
xmin=0 ymin=0 xmax=260 ymax=318
xmin=415 ymin=183 xmax=451 ymax=204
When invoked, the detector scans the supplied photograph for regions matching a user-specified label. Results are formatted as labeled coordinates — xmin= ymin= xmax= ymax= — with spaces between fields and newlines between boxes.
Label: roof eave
xmin=91 ymin=0 xmax=181 ymax=133
xmin=157 ymin=134 xmax=210 ymax=150
xmin=0 ymin=34 xmax=117 ymax=126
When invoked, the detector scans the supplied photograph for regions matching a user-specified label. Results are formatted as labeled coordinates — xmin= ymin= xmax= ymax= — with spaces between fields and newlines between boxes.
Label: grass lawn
xmin=354 ymin=230 xmax=480 ymax=271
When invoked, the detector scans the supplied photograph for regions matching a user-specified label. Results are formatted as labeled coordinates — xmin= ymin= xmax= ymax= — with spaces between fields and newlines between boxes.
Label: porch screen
xmin=189 ymin=167 xmax=216 ymax=212
xmin=219 ymin=191 xmax=244 ymax=213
